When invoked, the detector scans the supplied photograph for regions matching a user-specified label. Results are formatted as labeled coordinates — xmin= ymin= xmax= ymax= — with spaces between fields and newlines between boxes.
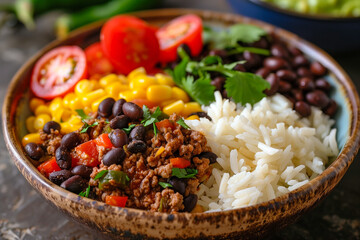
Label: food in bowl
xmin=22 ymin=13 xmax=339 ymax=213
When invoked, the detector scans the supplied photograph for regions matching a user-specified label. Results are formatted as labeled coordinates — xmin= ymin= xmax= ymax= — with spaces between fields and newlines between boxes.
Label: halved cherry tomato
xmin=155 ymin=119 xmax=175 ymax=130
xmin=31 ymin=46 xmax=88 ymax=100
xmin=37 ymin=157 xmax=61 ymax=177
xmin=84 ymin=42 xmax=114 ymax=77
xmin=157 ymin=14 xmax=203 ymax=63
xmin=95 ymin=133 xmax=113 ymax=148
xmin=72 ymin=140 xmax=99 ymax=167
xmin=131 ymin=99 xmax=158 ymax=109
xmin=170 ymin=157 xmax=191 ymax=168
xmin=105 ymin=196 xmax=128 ymax=207
xmin=100 ymin=15 xmax=160 ymax=75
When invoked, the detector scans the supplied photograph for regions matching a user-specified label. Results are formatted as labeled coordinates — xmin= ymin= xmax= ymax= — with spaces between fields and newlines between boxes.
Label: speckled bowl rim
xmin=3 ymin=8 xmax=360 ymax=237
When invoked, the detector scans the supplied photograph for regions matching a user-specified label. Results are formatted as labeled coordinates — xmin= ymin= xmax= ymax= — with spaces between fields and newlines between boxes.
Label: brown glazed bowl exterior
xmin=2 ymin=9 xmax=360 ymax=240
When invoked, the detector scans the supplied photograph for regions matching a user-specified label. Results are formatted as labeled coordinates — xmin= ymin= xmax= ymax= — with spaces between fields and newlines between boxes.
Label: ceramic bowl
xmin=227 ymin=0 xmax=360 ymax=53
xmin=3 ymin=9 xmax=360 ymax=240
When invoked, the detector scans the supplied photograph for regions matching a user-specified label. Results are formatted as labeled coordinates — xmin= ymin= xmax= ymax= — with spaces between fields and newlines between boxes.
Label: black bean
xmin=310 ymin=61 xmax=327 ymax=76
xmin=208 ymin=49 xmax=227 ymax=58
xmin=49 ymin=170 xmax=72 ymax=185
xmin=168 ymin=177 xmax=186 ymax=195
xmin=109 ymin=129 xmax=128 ymax=148
xmin=221 ymin=89 xmax=228 ymax=98
xmin=276 ymin=69 xmax=297 ymax=82
xmin=315 ymin=78 xmax=331 ymax=91
xmin=71 ymin=165 xmax=93 ymax=179
xmin=289 ymin=46 xmax=302 ymax=56
xmin=43 ymin=121 xmax=61 ymax=134
xmin=183 ymin=194 xmax=198 ymax=212
xmin=251 ymin=37 xmax=269 ymax=49
xmin=298 ymin=77 xmax=315 ymax=91
xmin=306 ymin=90 xmax=330 ymax=108
xmin=297 ymin=67 xmax=313 ymax=78
xmin=293 ymin=55 xmax=309 ymax=68
xmin=55 ymin=146 xmax=72 ymax=170
xmin=188 ymin=112 xmax=212 ymax=121
xmin=127 ymin=140 xmax=147 ymax=153
xmin=112 ymin=99 xmax=126 ymax=116
xmin=98 ymin=97 xmax=115 ymax=118
xmin=278 ymin=81 xmax=292 ymax=93
xmin=198 ymin=152 xmax=218 ymax=164
xmin=233 ymin=64 xmax=246 ymax=72
xmin=211 ymin=77 xmax=226 ymax=91
xmin=60 ymin=175 xmax=87 ymax=194
xmin=271 ymin=44 xmax=289 ymax=59
xmin=264 ymin=73 xmax=279 ymax=96
xmin=243 ymin=51 xmax=261 ymax=69
xmin=255 ymin=67 xmax=271 ymax=78
xmin=264 ymin=57 xmax=287 ymax=71
xmin=110 ymin=115 xmax=129 ymax=129
xmin=122 ymin=102 xmax=143 ymax=120
xmin=291 ymin=89 xmax=304 ymax=101
xmin=129 ymin=125 xmax=146 ymax=141
xmin=102 ymin=148 xmax=126 ymax=166
xmin=295 ymin=101 xmax=311 ymax=117
xmin=24 ymin=142 xmax=44 ymax=160
xmin=324 ymin=100 xmax=337 ymax=117
xmin=285 ymin=94 xmax=296 ymax=106
xmin=61 ymin=132 xmax=80 ymax=149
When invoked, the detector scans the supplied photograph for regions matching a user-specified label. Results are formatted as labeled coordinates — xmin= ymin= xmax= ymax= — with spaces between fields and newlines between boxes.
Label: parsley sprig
xmin=79 ymin=185 xmax=90 ymax=198
xmin=171 ymin=168 xmax=198 ymax=179
xmin=159 ymin=182 xmax=173 ymax=188
xmin=141 ymin=106 xmax=163 ymax=136
xmin=176 ymin=118 xmax=190 ymax=130
xmin=75 ymin=109 xmax=99 ymax=133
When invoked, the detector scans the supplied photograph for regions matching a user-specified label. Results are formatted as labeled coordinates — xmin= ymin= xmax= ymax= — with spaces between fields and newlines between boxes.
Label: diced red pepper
xmin=105 ymin=196 xmax=128 ymax=207
xmin=73 ymin=140 xmax=100 ymax=167
xmin=37 ymin=157 xmax=61 ymax=177
xmin=155 ymin=119 xmax=175 ymax=130
xmin=170 ymin=157 xmax=191 ymax=168
xmin=95 ymin=133 xmax=113 ymax=148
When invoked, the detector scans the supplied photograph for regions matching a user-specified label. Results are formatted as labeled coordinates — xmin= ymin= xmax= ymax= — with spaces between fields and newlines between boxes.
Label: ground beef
xmin=39 ymin=129 xmax=62 ymax=156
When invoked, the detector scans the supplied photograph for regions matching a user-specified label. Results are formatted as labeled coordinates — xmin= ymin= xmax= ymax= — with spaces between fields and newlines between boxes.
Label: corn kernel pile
xmin=22 ymin=68 xmax=202 ymax=146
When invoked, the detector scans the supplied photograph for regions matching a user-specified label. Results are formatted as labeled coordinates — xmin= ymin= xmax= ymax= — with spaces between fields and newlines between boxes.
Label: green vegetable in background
xmin=97 ymin=170 xmax=130 ymax=190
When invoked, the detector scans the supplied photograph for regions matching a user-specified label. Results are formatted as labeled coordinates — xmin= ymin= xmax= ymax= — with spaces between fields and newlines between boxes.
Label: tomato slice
xmin=131 ymin=99 xmax=158 ymax=109
xmin=170 ymin=158 xmax=191 ymax=168
xmin=84 ymin=42 xmax=114 ymax=77
xmin=105 ymin=196 xmax=128 ymax=207
xmin=31 ymin=46 xmax=88 ymax=100
xmin=37 ymin=157 xmax=61 ymax=177
xmin=157 ymin=14 xmax=203 ymax=63
xmin=155 ymin=119 xmax=175 ymax=130
xmin=100 ymin=15 xmax=160 ymax=75
xmin=73 ymin=140 xmax=100 ymax=167
xmin=94 ymin=133 xmax=113 ymax=148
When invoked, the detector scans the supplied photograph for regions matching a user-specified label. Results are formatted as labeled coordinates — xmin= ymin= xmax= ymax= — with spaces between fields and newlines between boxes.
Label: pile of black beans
xmin=187 ymin=34 xmax=337 ymax=118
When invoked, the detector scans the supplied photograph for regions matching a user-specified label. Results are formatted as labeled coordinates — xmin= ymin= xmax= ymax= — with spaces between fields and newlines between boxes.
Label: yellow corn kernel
xmin=75 ymin=79 xmax=94 ymax=96
xmin=82 ymin=89 xmax=106 ymax=107
xmin=99 ymin=74 xmax=119 ymax=88
xmin=191 ymin=204 xmax=204 ymax=213
xmin=34 ymin=114 xmax=51 ymax=130
xmin=63 ymin=93 xmax=76 ymax=108
xmin=132 ymin=89 xmax=147 ymax=99
xmin=61 ymin=109 xmax=72 ymax=122
xmin=49 ymin=97 xmax=63 ymax=114
xmin=51 ymin=109 xmax=63 ymax=123
xmin=129 ymin=75 xmax=157 ymax=90
xmin=128 ymin=67 xmax=146 ymax=80
xmin=155 ymin=146 xmax=165 ymax=157
xmin=160 ymin=99 xmax=176 ymax=108
xmin=83 ymin=107 xmax=92 ymax=115
xmin=105 ymin=82 xmax=129 ymax=99
xmin=91 ymin=95 xmax=111 ymax=112
xmin=34 ymin=105 xmax=51 ymax=116
xmin=118 ymin=75 xmax=128 ymax=84
xmin=146 ymin=85 xmax=172 ymax=103
xmin=163 ymin=100 xmax=184 ymax=115
xmin=89 ymin=79 xmax=101 ymax=90
xmin=182 ymin=102 xmax=202 ymax=117
xmin=68 ymin=115 xmax=82 ymax=125
xmin=155 ymin=73 xmax=175 ymax=86
xmin=22 ymin=133 xmax=42 ymax=146
xmin=26 ymin=116 xmax=37 ymax=133
xmin=171 ymin=87 xmax=190 ymax=103
xmin=30 ymin=98 xmax=45 ymax=113
xmin=119 ymin=91 xmax=135 ymax=102
xmin=69 ymin=96 xmax=84 ymax=110
xmin=60 ymin=122 xmax=72 ymax=134
xmin=186 ymin=115 xmax=200 ymax=121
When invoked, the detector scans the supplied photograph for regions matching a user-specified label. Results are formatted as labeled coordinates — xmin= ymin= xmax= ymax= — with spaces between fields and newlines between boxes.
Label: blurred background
xmin=0 ymin=0 xmax=359 ymax=239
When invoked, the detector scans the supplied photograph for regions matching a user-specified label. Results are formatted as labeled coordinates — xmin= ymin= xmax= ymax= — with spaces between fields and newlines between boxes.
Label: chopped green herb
xmin=79 ymin=185 xmax=90 ymax=198
xmin=98 ymin=170 xmax=129 ymax=190
xmin=141 ymin=106 xmax=163 ymax=136
xmin=171 ymin=168 xmax=198 ymax=179
xmin=176 ymin=118 xmax=190 ymax=130
xmin=94 ymin=170 xmax=108 ymax=180
xmin=105 ymin=120 xmax=110 ymax=124
xmin=142 ymin=105 xmax=152 ymax=120
xmin=80 ymin=121 xmax=99 ymax=133
xmin=75 ymin=109 xmax=91 ymax=121
xmin=159 ymin=182 xmax=173 ymax=188
xmin=158 ymin=197 xmax=164 ymax=212
xmin=153 ymin=123 xmax=158 ymax=136
xmin=122 ymin=124 xmax=136 ymax=134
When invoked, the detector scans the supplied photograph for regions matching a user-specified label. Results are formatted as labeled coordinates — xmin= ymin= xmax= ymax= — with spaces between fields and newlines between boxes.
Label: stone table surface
xmin=0 ymin=0 xmax=359 ymax=239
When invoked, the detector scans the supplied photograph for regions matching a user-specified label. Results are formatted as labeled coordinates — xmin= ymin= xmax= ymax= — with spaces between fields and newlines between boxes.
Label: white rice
xmin=186 ymin=92 xmax=339 ymax=211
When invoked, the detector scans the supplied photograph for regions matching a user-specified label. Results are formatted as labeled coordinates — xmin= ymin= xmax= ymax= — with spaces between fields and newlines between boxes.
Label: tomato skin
xmin=157 ymin=14 xmax=203 ymax=63
xmin=155 ymin=119 xmax=175 ymax=130
xmin=101 ymin=15 xmax=160 ymax=75
xmin=170 ymin=158 xmax=191 ymax=168
xmin=37 ymin=157 xmax=61 ymax=177
xmin=105 ymin=196 xmax=128 ymax=207
xmin=73 ymin=140 xmax=99 ymax=167
xmin=94 ymin=133 xmax=113 ymax=148
xmin=131 ymin=99 xmax=158 ymax=109
xmin=84 ymin=42 xmax=114 ymax=77
xmin=31 ymin=46 xmax=88 ymax=100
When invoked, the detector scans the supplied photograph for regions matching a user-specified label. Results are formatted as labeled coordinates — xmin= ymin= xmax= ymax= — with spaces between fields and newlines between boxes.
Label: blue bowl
xmin=227 ymin=0 xmax=360 ymax=54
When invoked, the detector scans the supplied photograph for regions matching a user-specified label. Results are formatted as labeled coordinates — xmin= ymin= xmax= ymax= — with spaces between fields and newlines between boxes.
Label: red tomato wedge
xmin=37 ymin=158 xmax=61 ymax=177
xmin=131 ymin=99 xmax=158 ymax=109
xmin=31 ymin=46 xmax=88 ymax=100
xmin=95 ymin=133 xmax=113 ymax=148
xmin=100 ymin=15 xmax=160 ymax=75
xmin=84 ymin=42 xmax=114 ymax=77
xmin=170 ymin=158 xmax=191 ymax=168
xmin=105 ymin=196 xmax=128 ymax=207
xmin=73 ymin=140 xmax=99 ymax=167
xmin=157 ymin=14 xmax=203 ymax=63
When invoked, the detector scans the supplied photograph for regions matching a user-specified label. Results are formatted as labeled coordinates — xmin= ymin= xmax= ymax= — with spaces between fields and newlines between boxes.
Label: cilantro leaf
xmin=80 ymin=121 xmax=99 ymax=133
xmin=224 ymin=72 xmax=270 ymax=106
xmin=171 ymin=168 xmax=198 ymax=179
xmin=153 ymin=123 xmax=158 ymax=136
xmin=79 ymin=185 xmax=90 ymax=198
xmin=159 ymin=182 xmax=173 ymax=188
xmin=122 ymin=124 xmax=136 ymax=134
xmin=228 ymin=24 xmax=267 ymax=44
xmin=75 ymin=109 xmax=91 ymax=121
xmin=94 ymin=170 xmax=108 ymax=181
xmin=142 ymin=105 xmax=151 ymax=120
xmin=176 ymin=118 xmax=190 ymax=130
xmin=182 ymin=75 xmax=215 ymax=106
